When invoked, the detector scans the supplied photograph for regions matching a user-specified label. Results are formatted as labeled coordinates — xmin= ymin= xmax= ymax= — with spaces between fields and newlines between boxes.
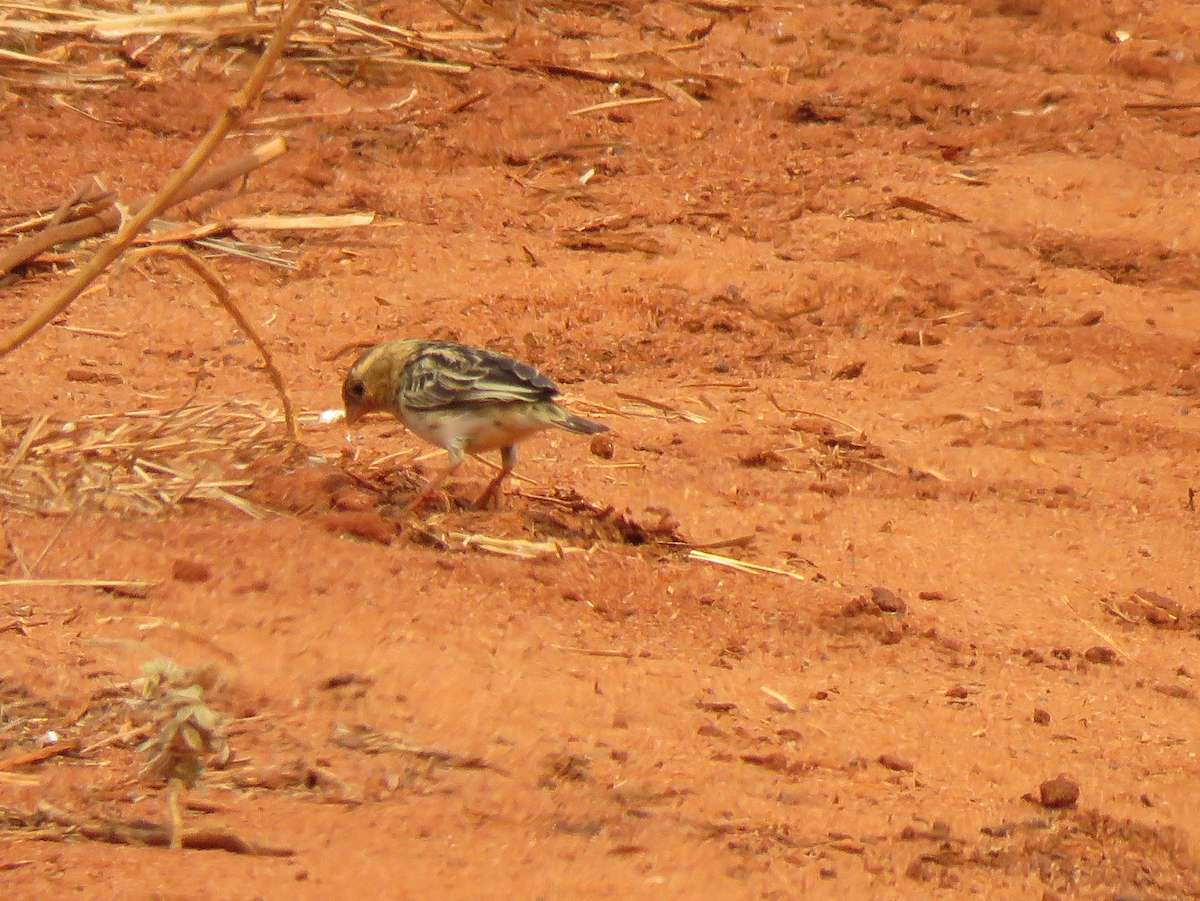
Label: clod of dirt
xmin=808 ymin=480 xmax=849 ymax=498
xmin=897 ymin=330 xmax=944 ymax=347
xmin=1037 ymin=775 xmax=1080 ymax=809
xmin=589 ymin=433 xmax=615 ymax=460
xmin=172 ymin=559 xmax=212 ymax=584
xmin=878 ymin=753 xmax=915 ymax=773
xmin=332 ymin=487 xmax=378 ymax=513
xmin=318 ymin=672 xmax=373 ymax=691
xmin=250 ymin=464 xmax=355 ymax=514
xmin=738 ymin=448 xmax=787 ymax=469
xmin=694 ymin=699 xmax=738 ymax=715
xmin=318 ymin=512 xmax=396 ymax=545
xmin=1077 ymin=308 xmax=1105 ymax=326
xmin=871 ymin=586 xmax=906 ymax=614
xmin=905 ymin=857 xmax=939 ymax=882
xmin=66 ymin=368 xmax=123 ymax=385
xmin=1032 ymin=708 xmax=1051 ymax=725
xmin=741 ymin=752 xmax=810 ymax=776
xmin=541 ymin=752 xmax=592 ymax=784
xmin=1119 ymin=587 xmax=1185 ymax=627
xmin=1153 ymin=683 xmax=1196 ymax=701
xmin=1014 ymin=389 xmax=1045 ymax=408
xmin=832 ymin=360 xmax=866 ymax=380
xmin=1083 ymin=646 xmax=1119 ymax=665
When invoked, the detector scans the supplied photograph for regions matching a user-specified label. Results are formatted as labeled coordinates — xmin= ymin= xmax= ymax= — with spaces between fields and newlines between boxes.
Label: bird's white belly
xmin=402 ymin=407 xmax=551 ymax=453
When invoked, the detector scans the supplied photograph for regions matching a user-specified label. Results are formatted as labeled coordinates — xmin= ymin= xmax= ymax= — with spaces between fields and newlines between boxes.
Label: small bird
xmin=342 ymin=339 xmax=609 ymax=509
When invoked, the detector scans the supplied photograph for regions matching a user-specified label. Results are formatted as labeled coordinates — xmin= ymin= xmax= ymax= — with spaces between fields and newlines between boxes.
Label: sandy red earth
xmin=2 ymin=0 xmax=1200 ymax=898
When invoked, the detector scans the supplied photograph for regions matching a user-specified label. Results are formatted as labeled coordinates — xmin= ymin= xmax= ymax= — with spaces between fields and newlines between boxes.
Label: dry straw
xmin=0 ymin=400 xmax=290 ymax=517
xmin=0 ymin=0 xmax=507 ymax=95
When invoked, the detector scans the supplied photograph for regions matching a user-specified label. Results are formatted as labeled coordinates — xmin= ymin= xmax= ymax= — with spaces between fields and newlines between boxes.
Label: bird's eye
xmin=347 ymin=380 xmax=365 ymax=400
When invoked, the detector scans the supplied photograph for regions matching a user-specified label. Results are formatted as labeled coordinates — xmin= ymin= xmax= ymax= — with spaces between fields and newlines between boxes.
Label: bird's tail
xmin=549 ymin=404 xmax=610 ymax=435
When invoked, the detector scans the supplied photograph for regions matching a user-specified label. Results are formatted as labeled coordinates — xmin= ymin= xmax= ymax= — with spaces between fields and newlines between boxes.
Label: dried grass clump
xmin=0 ymin=400 xmax=290 ymax=517
xmin=0 ymin=0 xmax=507 ymax=94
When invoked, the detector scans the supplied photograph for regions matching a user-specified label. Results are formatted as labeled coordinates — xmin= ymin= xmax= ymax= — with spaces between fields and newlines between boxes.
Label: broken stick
xmin=0 ymin=137 xmax=287 ymax=280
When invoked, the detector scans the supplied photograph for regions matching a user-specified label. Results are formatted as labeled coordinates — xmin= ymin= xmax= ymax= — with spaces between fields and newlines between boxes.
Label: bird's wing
xmin=399 ymin=342 xmax=560 ymax=410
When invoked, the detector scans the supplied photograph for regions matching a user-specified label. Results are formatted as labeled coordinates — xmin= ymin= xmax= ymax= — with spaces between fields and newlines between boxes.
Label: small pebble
xmin=1083 ymin=646 xmax=1118 ymax=665
xmin=878 ymin=753 xmax=915 ymax=772
xmin=172 ymin=559 xmax=212 ymax=583
xmin=871 ymin=586 xmax=906 ymax=614
xmin=1038 ymin=775 xmax=1080 ymax=809
xmin=590 ymin=433 xmax=616 ymax=459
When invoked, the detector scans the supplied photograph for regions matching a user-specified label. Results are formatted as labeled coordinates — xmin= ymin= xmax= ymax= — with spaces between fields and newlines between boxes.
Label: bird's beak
xmin=344 ymin=406 xmax=362 ymax=427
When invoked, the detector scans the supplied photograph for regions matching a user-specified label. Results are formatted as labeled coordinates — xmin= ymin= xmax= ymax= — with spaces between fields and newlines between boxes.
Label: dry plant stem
xmin=167 ymin=782 xmax=183 ymax=851
xmin=126 ymin=245 xmax=298 ymax=443
xmin=45 ymin=177 xmax=102 ymax=230
xmin=0 ymin=137 xmax=287 ymax=279
xmin=0 ymin=0 xmax=312 ymax=357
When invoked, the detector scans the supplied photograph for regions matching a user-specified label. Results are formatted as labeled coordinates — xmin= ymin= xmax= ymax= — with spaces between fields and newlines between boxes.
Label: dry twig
xmin=120 ymin=244 xmax=297 ymax=443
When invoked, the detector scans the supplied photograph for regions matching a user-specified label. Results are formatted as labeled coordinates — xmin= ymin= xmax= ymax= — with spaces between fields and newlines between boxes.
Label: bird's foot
xmin=474 ymin=475 xmax=509 ymax=510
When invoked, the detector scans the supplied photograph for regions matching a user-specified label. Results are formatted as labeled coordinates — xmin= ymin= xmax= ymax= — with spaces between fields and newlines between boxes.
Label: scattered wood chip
xmin=878 ymin=753 xmax=915 ymax=773
xmin=231 ymin=214 xmax=376 ymax=230
xmin=570 ymin=96 xmax=666 ymax=116
xmin=694 ymin=699 xmax=738 ymax=715
xmin=448 ymin=532 xmax=585 ymax=560
xmin=688 ymin=549 xmax=809 ymax=582
xmin=761 ymin=686 xmax=796 ymax=713
xmin=890 ymin=196 xmax=970 ymax=223
xmin=0 ymin=741 xmax=79 ymax=771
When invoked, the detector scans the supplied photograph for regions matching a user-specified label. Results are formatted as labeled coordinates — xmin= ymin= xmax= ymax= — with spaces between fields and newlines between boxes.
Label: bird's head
xmin=341 ymin=344 xmax=397 ymax=425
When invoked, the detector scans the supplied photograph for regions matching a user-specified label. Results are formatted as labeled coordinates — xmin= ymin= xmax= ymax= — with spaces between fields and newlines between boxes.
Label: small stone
xmin=1153 ymin=683 xmax=1196 ymax=700
xmin=318 ymin=511 xmax=396 ymax=545
xmin=1038 ymin=775 xmax=1080 ymax=809
xmin=1077 ymin=308 xmax=1105 ymax=326
xmin=905 ymin=858 xmax=936 ymax=881
xmin=590 ymin=433 xmax=616 ymax=460
xmin=1013 ymin=388 xmax=1044 ymax=408
xmin=878 ymin=753 xmax=915 ymax=772
xmin=897 ymin=330 xmax=943 ymax=346
xmin=1032 ymin=708 xmax=1051 ymax=725
xmin=172 ymin=559 xmax=212 ymax=583
xmin=871 ymin=586 xmax=906 ymax=614
xmin=1083 ymin=646 xmax=1118 ymax=665
xmin=832 ymin=360 xmax=866 ymax=380
xmin=332 ymin=487 xmax=378 ymax=512
xmin=66 ymin=368 xmax=123 ymax=385
xmin=809 ymin=480 xmax=850 ymax=498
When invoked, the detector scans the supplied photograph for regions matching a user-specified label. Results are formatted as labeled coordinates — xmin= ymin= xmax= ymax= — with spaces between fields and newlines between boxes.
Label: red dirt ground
xmin=3 ymin=1 xmax=1200 ymax=898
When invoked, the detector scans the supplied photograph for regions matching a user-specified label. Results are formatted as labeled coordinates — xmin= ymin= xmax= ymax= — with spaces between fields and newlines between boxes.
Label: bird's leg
xmin=405 ymin=444 xmax=464 ymax=512
xmin=476 ymin=444 xmax=517 ymax=510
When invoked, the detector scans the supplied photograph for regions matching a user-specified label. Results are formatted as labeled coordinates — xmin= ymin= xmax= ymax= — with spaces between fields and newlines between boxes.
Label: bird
xmin=342 ymin=338 xmax=609 ymax=509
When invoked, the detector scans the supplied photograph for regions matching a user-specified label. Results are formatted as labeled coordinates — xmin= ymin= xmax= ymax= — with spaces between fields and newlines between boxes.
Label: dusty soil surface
xmin=3 ymin=1 xmax=1200 ymax=898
